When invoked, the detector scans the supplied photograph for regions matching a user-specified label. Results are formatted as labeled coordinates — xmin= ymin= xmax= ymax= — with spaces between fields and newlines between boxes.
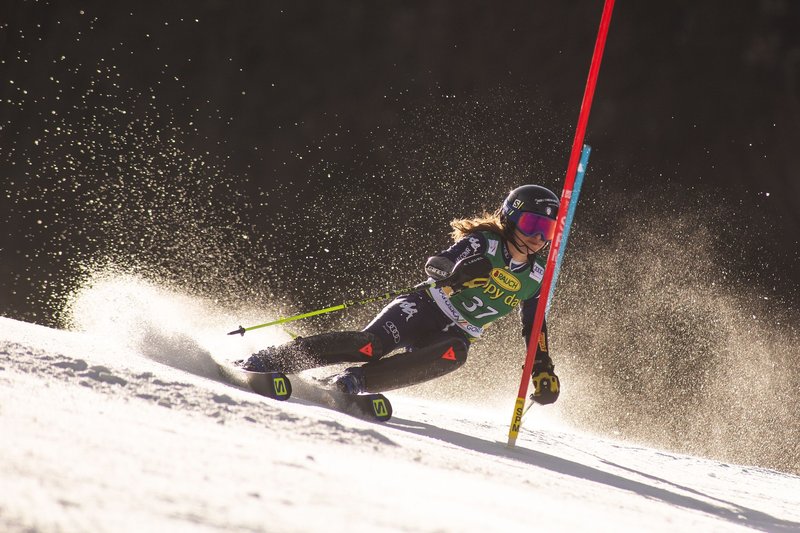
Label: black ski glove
xmin=429 ymin=254 xmax=492 ymax=294
xmin=531 ymin=354 xmax=560 ymax=405
xmin=425 ymin=255 xmax=455 ymax=281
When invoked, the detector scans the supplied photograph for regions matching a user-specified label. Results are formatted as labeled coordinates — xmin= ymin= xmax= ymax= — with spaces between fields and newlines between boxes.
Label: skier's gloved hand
xmin=425 ymin=254 xmax=492 ymax=294
xmin=531 ymin=354 xmax=560 ymax=405
xmin=425 ymin=255 xmax=455 ymax=281
xmin=441 ymin=255 xmax=493 ymax=293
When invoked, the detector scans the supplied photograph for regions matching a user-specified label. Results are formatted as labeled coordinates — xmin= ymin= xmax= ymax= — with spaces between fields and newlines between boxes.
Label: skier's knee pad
xmin=359 ymin=336 xmax=468 ymax=393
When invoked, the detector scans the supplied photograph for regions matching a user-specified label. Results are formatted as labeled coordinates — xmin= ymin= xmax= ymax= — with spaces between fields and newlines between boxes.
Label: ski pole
xmin=227 ymin=280 xmax=437 ymax=336
xmin=227 ymin=250 xmax=491 ymax=337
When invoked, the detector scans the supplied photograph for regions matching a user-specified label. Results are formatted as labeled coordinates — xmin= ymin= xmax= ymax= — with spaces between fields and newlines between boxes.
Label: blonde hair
xmin=449 ymin=209 xmax=505 ymax=241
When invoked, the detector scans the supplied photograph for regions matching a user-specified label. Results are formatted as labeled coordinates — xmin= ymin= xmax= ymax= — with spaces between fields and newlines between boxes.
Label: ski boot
xmin=330 ymin=366 xmax=367 ymax=394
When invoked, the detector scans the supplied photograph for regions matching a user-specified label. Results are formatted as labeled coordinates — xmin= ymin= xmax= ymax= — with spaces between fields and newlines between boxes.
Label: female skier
xmin=240 ymin=184 xmax=561 ymax=406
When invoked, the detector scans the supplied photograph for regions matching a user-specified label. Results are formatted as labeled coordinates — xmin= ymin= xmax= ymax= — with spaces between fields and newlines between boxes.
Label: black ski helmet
xmin=501 ymin=184 xmax=560 ymax=230
xmin=499 ymin=185 xmax=559 ymax=262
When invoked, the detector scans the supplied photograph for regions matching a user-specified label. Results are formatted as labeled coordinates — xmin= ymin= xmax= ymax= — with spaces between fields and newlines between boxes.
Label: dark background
xmin=2 ymin=1 xmax=798 ymax=321
xmin=1 ymin=0 xmax=799 ymax=473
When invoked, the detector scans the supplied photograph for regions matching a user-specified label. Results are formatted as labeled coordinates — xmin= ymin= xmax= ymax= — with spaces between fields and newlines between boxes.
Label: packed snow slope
xmin=2 ymin=313 xmax=800 ymax=531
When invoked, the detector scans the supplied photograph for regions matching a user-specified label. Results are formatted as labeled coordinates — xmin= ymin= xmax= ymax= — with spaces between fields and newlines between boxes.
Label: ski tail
xmin=246 ymin=371 xmax=292 ymax=401
xmin=346 ymin=393 xmax=392 ymax=422
xmin=218 ymin=364 xmax=292 ymax=401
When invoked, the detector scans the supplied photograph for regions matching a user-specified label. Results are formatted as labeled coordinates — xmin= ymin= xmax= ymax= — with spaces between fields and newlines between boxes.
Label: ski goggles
xmin=509 ymin=211 xmax=557 ymax=241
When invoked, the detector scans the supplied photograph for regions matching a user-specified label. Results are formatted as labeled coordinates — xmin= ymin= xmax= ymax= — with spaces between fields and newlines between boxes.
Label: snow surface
xmin=2 ymin=310 xmax=800 ymax=532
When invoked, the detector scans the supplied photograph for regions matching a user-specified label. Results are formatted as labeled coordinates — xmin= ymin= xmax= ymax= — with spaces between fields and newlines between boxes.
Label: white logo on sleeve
xmin=487 ymin=239 xmax=499 ymax=256
xmin=382 ymin=321 xmax=401 ymax=344
xmin=399 ymin=301 xmax=418 ymax=321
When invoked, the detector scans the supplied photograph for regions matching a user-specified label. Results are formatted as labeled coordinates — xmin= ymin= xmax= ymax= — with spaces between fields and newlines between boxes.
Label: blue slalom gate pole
xmin=545 ymin=144 xmax=591 ymax=318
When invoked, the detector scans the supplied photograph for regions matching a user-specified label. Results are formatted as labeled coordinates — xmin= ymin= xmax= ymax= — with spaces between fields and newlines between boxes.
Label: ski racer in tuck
xmin=240 ymin=184 xmax=561 ymax=406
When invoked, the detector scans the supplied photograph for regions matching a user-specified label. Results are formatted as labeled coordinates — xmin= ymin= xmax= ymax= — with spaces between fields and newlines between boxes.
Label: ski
xmin=217 ymin=364 xmax=292 ymax=401
xmin=289 ymin=377 xmax=393 ymax=423
xmin=218 ymin=364 xmax=391 ymax=421
xmin=244 ymin=370 xmax=292 ymax=401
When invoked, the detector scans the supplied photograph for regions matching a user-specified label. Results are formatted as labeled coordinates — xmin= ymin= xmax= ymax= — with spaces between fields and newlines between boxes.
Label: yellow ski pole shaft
xmin=227 ymin=280 xmax=437 ymax=337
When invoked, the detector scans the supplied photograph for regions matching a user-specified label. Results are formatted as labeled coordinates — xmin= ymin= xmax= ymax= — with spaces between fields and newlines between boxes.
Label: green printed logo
xmin=372 ymin=398 xmax=388 ymax=417
xmin=273 ymin=377 xmax=288 ymax=397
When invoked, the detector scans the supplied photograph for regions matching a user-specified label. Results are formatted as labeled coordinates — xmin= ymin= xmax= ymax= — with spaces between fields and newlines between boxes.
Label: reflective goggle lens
xmin=515 ymin=212 xmax=557 ymax=241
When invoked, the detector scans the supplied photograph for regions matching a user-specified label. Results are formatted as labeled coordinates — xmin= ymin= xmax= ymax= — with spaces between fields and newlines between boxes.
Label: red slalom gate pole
xmin=507 ymin=0 xmax=615 ymax=447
